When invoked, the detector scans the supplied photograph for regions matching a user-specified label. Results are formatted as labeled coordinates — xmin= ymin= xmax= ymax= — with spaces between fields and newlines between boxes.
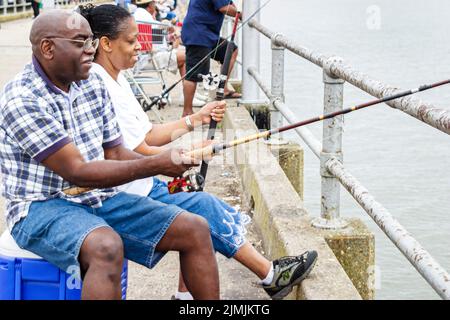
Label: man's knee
xmin=179 ymin=212 xmax=211 ymax=245
xmin=80 ymin=227 xmax=124 ymax=267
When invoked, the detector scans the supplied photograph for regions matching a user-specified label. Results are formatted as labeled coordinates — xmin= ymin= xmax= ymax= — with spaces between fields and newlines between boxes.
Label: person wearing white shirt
xmin=134 ymin=0 xmax=183 ymax=73
xmin=80 ymin=3 xmax=317 ymax=301
xmin=134 ymin=0 xmax=208 ymax=107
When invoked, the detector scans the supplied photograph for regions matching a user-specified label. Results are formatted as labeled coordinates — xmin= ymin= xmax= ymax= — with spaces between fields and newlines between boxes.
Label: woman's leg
xmin=149 ymin=178 xmax=273 ymax=297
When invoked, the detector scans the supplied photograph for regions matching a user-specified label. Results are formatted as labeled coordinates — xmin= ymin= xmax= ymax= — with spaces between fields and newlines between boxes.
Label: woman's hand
xmin=195 ymin=100 xmax=227 ymax=125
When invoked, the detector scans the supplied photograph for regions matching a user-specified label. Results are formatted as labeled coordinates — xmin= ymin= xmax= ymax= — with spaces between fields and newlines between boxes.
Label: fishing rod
xmin=124 ymin=70 xmax=164 ymax=123
xmin=62 ymin=78 xmax=450 ymax=196
xmin=196 ymin=11 xmax=241 ymax=191
xmin=167 ymin=78 xmax=450 ymax=193
xmin=145 ymin=0 xmax=273 ymax=110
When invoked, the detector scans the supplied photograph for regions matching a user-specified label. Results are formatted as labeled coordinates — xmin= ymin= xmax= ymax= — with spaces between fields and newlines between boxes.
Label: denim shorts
xmin=11 ymin=178 xmax=249 ymax=274
xmin=149 ymin=177 xmax=250 ymax=258
xmin=11 ymin=192 xmax=183 ymax=273
xmin=184 ymin=38 xmax=238 ymax=82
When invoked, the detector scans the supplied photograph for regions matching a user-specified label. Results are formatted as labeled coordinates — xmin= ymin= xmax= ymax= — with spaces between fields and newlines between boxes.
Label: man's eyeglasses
xmin=47 ymin=37 xmax=99 ymax=52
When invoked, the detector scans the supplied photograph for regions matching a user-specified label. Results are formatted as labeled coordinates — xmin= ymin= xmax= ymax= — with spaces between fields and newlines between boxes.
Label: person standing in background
xmin=31 ymin=0 xmax=41 ymax=19
xmin=180 ymin=0 xmax=242 ymax=117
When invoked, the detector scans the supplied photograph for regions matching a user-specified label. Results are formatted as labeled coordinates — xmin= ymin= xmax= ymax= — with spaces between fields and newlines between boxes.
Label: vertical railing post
xmin=241 ymin=0 xmax=262 ymax=103
xmin=269 ymin=33 xmax=285 ymax=139
xmin=313 ymin=57 xmax=348 ymax=229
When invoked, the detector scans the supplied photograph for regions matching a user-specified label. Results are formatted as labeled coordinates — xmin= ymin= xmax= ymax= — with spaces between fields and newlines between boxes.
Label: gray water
xmin=259 ymin=0 xmax=450 ymax=299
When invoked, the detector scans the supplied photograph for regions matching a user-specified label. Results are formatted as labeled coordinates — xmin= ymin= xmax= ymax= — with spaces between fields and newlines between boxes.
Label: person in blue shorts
xmin=180 ymin=0 xmax=242 ymax=117
xmin=79 ymin=4 xmax=318 ymax=300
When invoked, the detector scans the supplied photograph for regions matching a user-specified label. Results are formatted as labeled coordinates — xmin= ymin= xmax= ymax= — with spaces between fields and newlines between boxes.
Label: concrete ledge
xmin=223 ymin=105 xmax=361 ymax=300
xmin=228 ymin=80 xmax=242 ymax=94
xmin=0 ymin=12 xmax=33 ymax=23
xmin=322 ymin=219 xmax=375 ymax=300
xmin=268 ymin=142 xmax=304 ymax=199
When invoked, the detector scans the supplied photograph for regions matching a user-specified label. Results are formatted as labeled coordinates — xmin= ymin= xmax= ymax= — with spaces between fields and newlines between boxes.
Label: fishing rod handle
xmin=187 ymin=145 xmax=215 ymax=160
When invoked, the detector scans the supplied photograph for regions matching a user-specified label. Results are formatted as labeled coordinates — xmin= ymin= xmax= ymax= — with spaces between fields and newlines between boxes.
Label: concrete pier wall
xmin=223 ymin=103 xmax=375 ymax=299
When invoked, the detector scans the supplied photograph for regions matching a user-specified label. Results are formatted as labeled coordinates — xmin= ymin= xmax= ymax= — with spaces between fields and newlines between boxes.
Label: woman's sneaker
xmin=262 ymin=250 xmax=318 ymax=300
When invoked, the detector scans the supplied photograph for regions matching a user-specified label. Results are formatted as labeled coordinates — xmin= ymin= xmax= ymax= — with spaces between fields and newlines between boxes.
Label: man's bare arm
xmin=42 ymin=142 xmax=195 ymax=188
xmin=103 ymin=143 xmax=145 ymax=161
xmin=218 ymin=4 xmax=240 ymax=18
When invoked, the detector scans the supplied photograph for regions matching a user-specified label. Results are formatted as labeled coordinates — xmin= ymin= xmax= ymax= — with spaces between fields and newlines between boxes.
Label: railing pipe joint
xmin=271 ymin=33 xmax=284 ymax=49
xmin=323 ymin=56 xmax=345 ymax=83
xmin=320 ymin=152 xmax=343 ymax=178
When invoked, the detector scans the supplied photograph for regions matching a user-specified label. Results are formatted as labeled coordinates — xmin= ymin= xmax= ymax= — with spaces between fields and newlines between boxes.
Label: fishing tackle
xmin=167 ymin=11 xmax=241 ymax=193
xmin=167 ymin=169 xmax=205 ymax=194
xmin=199 ymin=72 xmax=220 ymax=91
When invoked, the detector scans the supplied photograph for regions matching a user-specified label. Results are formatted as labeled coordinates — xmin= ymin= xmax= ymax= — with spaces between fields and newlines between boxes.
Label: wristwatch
xmin=184 ymin=115 xmax=194 ymax=131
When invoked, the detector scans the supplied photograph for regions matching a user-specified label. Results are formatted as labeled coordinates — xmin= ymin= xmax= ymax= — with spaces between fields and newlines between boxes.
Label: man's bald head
xmin=30 ymin=10 xmax=91 ymax=55
xmin=29 ymin=10 xmax=95 ymax=88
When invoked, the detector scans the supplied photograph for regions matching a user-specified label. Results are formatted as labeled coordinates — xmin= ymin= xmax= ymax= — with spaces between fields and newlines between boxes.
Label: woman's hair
xmin=77 ymin=4 xmax=132 ymax=40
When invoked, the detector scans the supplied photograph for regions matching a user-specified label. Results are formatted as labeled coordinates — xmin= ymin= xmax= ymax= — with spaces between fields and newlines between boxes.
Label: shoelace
xmin=277 ymin=252 xmax=309 ymax=269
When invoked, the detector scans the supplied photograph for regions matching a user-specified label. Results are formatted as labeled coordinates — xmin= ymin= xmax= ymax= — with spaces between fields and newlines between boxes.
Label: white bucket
xmin=0 ymin=231 xmax=41 ymax=259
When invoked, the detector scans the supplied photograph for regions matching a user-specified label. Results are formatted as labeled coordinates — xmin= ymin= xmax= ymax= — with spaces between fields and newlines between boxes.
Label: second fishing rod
xmin=197 ymin=11 xmax=241 ymax=190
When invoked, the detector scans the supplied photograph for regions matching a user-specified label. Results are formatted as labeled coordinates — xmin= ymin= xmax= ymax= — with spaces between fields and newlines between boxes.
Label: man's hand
xmin=191 ymin=140 xmax=214 ymax=150
xmin=189 ymin=140 xmax=216 ymax=162
xmin=194 ymin=100 xmax=226 ymax=125
xmin=219 ymin=4 xmax=240 ymax=18
xmin=153 ymin=147 xmax=200 ymax=177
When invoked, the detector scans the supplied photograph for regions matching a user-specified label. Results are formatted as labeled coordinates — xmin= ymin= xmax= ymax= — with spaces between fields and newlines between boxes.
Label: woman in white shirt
xmin=79 ymin=3 xmax=317 ymax=301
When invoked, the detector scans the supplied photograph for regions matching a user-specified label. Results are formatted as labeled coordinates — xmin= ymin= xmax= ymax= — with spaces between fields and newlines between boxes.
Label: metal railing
xmin=0 ymin=0 xmax=101 ymax=16
xmin=236 ymin=0 xmax=450 ymax=299
xmin=0 ymin=0 xmax=30 ymax=15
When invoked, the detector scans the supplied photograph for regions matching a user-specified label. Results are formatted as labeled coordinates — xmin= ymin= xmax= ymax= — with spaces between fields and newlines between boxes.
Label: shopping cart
xmin=128 ymin=20 xmax=175 ymax=112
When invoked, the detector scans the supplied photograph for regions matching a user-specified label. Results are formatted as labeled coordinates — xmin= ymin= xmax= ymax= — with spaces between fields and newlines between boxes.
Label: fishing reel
xmin=167 ymin=169 xmax=205 ymax=194
xmin=198 ymin=72 xmax=220 ymax=91
xmin=141 ymin=96 xmax=167 ymax=111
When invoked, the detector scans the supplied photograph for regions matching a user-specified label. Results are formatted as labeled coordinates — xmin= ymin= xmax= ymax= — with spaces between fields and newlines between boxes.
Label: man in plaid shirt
xmin=0 ymin=10 xmax=220 ymax=300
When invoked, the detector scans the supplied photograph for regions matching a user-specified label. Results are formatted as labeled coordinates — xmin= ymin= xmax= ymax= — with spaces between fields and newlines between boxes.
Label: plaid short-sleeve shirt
xmin=0 ymin=57 xmax=123 ymax=231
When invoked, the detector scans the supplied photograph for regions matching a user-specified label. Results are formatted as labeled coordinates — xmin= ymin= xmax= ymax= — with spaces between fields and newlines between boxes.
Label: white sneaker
xmin=194 ymin=92 xmax=210 ymax=102
xmin=192 ymin=96 xmax=206 ymax=107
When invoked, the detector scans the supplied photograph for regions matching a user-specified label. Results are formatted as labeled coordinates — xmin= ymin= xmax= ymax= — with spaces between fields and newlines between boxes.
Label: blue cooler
xmin=0 ymin=231 xmax=128 ymax=300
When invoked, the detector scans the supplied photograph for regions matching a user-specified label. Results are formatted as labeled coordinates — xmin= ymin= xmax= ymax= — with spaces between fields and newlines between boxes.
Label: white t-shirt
xmin=91 ymin=63 xmax=154 ymax=196
xmin=133 ymin=7 xmax=157 ymax=23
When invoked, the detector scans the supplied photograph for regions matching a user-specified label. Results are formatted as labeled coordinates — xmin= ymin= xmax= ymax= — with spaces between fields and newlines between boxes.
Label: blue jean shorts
xmin=11 ymin=192 xmax=183 ymax=274
xmin=149 ymin=178 xmax=250 ymax=258
xmin=11 ymin=178 xmax=249 ymax=274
